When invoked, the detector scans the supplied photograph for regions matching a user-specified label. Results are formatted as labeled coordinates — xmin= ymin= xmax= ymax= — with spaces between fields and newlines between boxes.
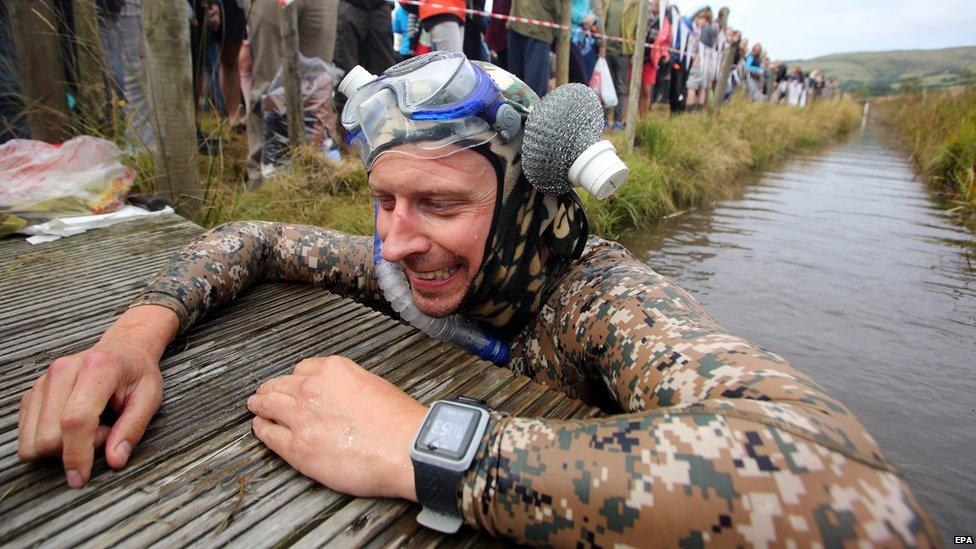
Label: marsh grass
xmin=585 ymin=98 xmax=861 ymax=236
xmin=878 ymin=88 xmax=976 ymax=226
xmin=210 ymin=99 xmax=859 ymax=237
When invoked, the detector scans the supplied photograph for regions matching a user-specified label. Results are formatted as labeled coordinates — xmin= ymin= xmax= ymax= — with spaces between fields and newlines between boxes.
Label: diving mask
xmin=338 ymin=52 xmax=524 ymax=169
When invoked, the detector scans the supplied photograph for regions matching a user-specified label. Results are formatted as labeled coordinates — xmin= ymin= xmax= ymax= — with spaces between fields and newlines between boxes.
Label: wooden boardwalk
xmin=0 ymin=215 xmax=598 ymax=547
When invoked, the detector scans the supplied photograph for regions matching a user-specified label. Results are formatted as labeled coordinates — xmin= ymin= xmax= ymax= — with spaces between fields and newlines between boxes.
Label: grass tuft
xmin=878 ymin=87 xmax=976 ymax=226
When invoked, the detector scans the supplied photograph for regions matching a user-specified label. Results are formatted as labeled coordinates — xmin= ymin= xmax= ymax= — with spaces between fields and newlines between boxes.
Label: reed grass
xmin=878 ymin=87 xmax=976 ymax=226
xmin=203 ymin=98 xmax=859 ymax=238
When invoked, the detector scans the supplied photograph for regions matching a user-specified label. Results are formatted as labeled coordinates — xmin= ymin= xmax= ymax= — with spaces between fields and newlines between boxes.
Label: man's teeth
xmin=412 ymin=266 xmax=459 ymax=281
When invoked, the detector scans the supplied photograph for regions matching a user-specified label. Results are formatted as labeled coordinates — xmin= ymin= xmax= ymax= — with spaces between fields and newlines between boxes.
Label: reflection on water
xmin=620 ymin=132 xmax=976 ymax=537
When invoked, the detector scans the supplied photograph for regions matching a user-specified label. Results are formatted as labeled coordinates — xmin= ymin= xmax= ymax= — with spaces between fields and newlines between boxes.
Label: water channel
xmin=620 ymin=130 xmax=976 ymax=537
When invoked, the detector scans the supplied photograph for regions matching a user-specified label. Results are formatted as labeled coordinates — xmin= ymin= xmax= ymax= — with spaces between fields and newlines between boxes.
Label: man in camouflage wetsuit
xmin=18 ymin=57 xmax=938 ymax=546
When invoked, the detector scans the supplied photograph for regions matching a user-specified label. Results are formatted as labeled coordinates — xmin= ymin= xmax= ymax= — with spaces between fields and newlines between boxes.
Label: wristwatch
xmin=410 ymin=396 xmax=491 ymax=534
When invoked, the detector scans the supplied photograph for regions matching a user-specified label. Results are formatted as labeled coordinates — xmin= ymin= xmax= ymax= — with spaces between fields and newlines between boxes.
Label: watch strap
xmin=413 ymin=458 xmax=463 ymax=517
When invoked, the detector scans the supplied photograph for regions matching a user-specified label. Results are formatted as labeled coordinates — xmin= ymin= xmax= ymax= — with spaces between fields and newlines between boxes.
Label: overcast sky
xmin=659 ymin=0 xmax=976 ymax=60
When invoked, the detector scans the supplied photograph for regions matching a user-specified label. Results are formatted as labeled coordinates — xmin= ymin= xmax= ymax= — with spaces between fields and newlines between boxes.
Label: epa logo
xmin=955 ymin=536 xmax=974 ymax=544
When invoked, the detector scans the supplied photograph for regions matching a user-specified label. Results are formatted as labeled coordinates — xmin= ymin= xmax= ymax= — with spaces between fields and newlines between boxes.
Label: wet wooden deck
xmin=0 ymin=214 xmax=597 ymax=547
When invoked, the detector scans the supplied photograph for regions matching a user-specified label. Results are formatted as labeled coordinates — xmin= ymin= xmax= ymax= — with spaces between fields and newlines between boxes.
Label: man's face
xmin=370 ymin=147 xmax=497 ymax=318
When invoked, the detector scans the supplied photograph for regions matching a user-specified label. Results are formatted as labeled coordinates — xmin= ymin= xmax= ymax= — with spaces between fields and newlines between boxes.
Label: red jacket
xmin=402 ymin=0 xmax=466 ymax=26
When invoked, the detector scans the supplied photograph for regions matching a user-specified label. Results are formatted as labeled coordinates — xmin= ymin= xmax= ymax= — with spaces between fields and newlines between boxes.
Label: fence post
xmin=142 ymin=0 xmax=199 ymax=214
xmin=623 ymin=0 xmax=649 ymax=153
xmin=278 ymin=1 xmax=305 ymax=147
xmin=7 ymin=0 xmax=70 ymax=142
xmin=711 ymin=18 xmax=736 ymax=114
xmin=71 ymin=0 xmax=109 ymax=130
xmin=555 ymin=0 xmax=572 ymax=86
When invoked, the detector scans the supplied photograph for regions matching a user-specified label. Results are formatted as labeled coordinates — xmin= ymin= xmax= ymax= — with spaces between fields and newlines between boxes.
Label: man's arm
xmin=19 ymin=220 xmax=379 ymax=486
xmin=132 ymin=220 xmax=380 ymax=332
xmin=456 ymin=241 xmax=938 ymax=546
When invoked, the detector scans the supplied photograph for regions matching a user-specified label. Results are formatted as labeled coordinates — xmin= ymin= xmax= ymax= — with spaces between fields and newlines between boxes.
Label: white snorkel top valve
xmin=337 ymin=65 xmax=378 ymax=98
xmin=522 ymin=83 xmax=629 ymax=199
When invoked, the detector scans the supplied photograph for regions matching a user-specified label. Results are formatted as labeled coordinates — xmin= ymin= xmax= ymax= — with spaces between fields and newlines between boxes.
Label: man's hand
xmin=17 ymin=343 xmax=163 ymax=487
xmin=17 ymin=304 xmax=177 ymax=488
xmin=248 ymin=356 xmax=428 ymax=501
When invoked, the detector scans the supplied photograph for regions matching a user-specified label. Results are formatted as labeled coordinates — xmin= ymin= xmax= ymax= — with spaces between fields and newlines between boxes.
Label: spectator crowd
xmin=0 ymin=0 xmax=840 ymax=187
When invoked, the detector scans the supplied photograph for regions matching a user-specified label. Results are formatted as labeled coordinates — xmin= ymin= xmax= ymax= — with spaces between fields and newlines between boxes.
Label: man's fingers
xmin=256 ymin=375 xmax=303 ymax=396
xmin=95 ymin=425 xmax=111 ymax=449
xmin=293 ymin=360 xmax=323 ymax=376
xmin=105 ymin=379 xmax=162 ymax=469
xmin=34 ymin=359 xmax=81 ymax=456
xmin=247 ymin=393 xmax=299 ymax=427
xmin=60 ymin=354 xmax=121 ymax=487
xmin=17 ymin=386 xmax=43 ymax=460
xmin=252 ymin=416 xmax=292 ymax=456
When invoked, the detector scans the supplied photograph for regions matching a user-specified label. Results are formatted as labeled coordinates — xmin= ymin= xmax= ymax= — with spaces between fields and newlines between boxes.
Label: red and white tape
xmin=388 ymin=0 xmax=716 ymax=58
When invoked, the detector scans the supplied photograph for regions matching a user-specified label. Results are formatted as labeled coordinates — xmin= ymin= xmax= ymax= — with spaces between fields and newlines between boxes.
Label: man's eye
xmin=376 ymin=196 xmax=395 ymax=210
xmin=424 ymin=200 xmax=457 ymax=214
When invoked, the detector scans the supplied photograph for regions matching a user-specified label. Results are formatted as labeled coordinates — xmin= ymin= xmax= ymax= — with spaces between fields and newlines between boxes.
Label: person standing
xmin=506 ymin=0 xmax=561 ymax=98
xmin=244 ymin=0 xmax=340 ymax=188
xmin=685 ymin=8 xmax=715 ymax=110
xmin=601 ymin=0 xmax=640 ymax=129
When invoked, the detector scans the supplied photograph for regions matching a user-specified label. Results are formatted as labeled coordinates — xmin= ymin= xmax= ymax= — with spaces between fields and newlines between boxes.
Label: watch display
xmin=415 ymin=402 xmax=479 ymax=460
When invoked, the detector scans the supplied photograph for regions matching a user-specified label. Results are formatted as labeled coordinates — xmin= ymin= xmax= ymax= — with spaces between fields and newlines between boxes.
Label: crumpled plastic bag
xmin=590 ymin=57 xmax=618 ymax=109
xmin=0 ymin=136 xmax=136 ymax=233
xmin=261 ymin=55 xmax=345 ymax=180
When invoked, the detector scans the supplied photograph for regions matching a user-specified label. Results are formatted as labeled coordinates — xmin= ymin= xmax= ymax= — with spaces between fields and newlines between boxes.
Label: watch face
xmin=416 ymin=403 xmax=480 ymax=460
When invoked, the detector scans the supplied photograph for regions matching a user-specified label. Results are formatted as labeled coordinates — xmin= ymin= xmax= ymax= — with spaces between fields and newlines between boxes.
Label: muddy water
xmin=620 ymin=131 xmax=975 ymax=537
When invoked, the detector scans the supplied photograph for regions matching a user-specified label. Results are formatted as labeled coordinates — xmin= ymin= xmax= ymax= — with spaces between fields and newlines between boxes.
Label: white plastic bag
xmin=261 ymin=55 xmax=345 ymax=179
xmin=590 ymin=57 xmax=618 ymax=109
xmin=0 ymin=136 xmax=135 ymax=221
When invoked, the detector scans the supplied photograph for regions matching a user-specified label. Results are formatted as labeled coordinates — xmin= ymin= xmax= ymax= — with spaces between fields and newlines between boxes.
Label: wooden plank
xmin=0 ymin=215 xmax=600 ymax=547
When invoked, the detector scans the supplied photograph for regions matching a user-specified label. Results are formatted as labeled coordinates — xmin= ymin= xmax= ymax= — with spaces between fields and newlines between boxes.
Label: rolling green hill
xmin=787 ymin=46 xmax=976 ymax=94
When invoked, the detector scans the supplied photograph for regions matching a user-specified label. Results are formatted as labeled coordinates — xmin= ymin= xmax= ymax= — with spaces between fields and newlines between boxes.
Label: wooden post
xmin=7 ymin=0 xmax=70 ymax=142
xmin=142 ymin=0 xmax=199 ymax=214
xmin=278 ymin=1 xmax=304 ymax=147
xmin=710 ymin=13 xmax=735 ymax=114
xmin=71 ymin=0 xmax=109 ymax=131
xmin=555 ymin=0 xmax=572 ymax=86
xmin=623 ymin=0 xmax=649 ymax=152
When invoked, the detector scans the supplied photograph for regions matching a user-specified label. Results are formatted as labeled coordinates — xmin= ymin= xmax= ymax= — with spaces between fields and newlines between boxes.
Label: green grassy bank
xmin=174 ymin=98 xmax=860 ymax=238
xmin=877 ymin=88 xmax=976 ymax=225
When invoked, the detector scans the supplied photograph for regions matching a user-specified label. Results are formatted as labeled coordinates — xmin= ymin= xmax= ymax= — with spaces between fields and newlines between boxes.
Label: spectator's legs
xmin=506 ymin=31 xmax=525 ymax=84
xmin=363 ymin=5 xmax=396 ymax=75
xmin=429 ymin=21 xmax=463 ymax=53
xmin=243 ymin=0 xmax=281 ymax=187
xmin=607 ymin=55 xmax=630 ymax=126
xmin=98 ymin=13 xmax=125 ymax=103
xmin=507 ymin=31 xmax=548 ymax=98
xmin=298 ymin=0 xmax=338 ymax=63
xmin=239 ymin=40 xmax=253 ymax=116
xmin=118 ymin=5 xmax=155 ymax=151
xmin=669 ymin=61 xmax=687 ymax=114
xmin=0 ymin=5 xmax=28 ymax=143
xmin=219 ymin=0 xmax=247 ymax=127
xmin=567 ymin=42 xmax=586 ymax=85
xmin=333 ymin=1 xmax=363 ymax=73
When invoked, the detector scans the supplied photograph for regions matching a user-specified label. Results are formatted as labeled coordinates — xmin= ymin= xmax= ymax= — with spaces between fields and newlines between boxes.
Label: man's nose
xmin=380 ymin=206 xmax=430 ymax=263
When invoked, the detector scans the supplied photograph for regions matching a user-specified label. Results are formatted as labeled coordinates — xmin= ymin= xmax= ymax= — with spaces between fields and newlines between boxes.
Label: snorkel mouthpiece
xmin=522 ymin=84 xmax=629 ymax=199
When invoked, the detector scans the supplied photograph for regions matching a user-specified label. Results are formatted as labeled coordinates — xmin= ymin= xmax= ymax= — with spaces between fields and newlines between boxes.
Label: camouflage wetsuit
xmin=132 ymin=221 xmax=938 ymax=547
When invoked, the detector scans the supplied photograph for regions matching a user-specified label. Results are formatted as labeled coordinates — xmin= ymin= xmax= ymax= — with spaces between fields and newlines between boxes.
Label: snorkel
xmin=340 ymin=54 xmax=628 ymax=364
xmin=372 ymin=203 xmax=510 ymax=364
